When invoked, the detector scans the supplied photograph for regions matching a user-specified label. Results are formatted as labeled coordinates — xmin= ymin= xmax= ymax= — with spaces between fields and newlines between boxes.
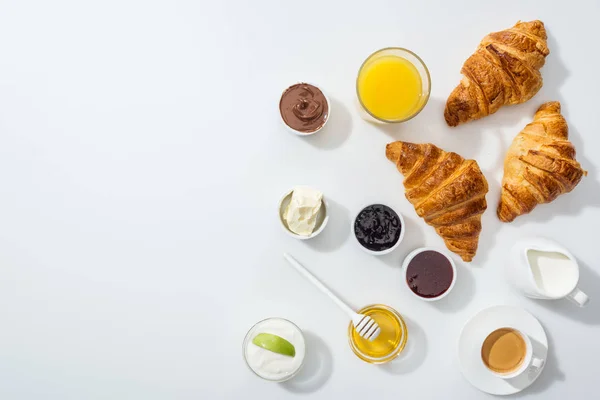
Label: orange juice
xmin=357 ymin=50 xmax=428 ymax=122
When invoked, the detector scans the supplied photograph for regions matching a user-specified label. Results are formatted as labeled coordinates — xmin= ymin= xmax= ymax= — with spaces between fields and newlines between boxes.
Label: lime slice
xmin=252 ymin=333 xmax=296 ymax=357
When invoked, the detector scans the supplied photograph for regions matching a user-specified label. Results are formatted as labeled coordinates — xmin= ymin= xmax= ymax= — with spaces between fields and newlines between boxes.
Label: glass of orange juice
xmin=356 ymin=48 xmax=431 ymax=123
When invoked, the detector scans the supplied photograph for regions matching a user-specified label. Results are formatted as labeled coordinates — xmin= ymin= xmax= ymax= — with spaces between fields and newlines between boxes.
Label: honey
xmin=348 ymin=304 xmax=408 ymax=364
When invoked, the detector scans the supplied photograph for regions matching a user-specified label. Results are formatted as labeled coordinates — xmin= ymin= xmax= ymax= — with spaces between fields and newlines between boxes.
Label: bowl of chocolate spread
xmin=279 ymin=83 xmax=330 ymax=135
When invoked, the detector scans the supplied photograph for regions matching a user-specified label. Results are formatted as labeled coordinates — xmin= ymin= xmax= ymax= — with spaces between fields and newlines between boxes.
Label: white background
xmin=0 ymin=0 xmax=598 ymax=399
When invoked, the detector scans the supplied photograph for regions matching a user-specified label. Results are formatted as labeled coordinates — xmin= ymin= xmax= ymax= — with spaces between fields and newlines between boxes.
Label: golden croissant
xmin=386 ymin=141 xmax=489 ymax=262
xmin=445 ymin=20 xmax=550 ymax=126
xmin=498 ymin=102 xmax=586 ymax=222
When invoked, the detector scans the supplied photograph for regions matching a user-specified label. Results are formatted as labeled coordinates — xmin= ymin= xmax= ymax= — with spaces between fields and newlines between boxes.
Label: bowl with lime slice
xmin=243 ymin=318 xmax=306 ymax=382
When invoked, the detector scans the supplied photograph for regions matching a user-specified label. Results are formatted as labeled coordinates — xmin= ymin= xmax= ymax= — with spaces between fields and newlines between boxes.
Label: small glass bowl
xmin=348 ymin=304 xmax=408 ymax=364
xmin=242 ymin=317 xmax=306 ymax=382
xmin=356 ymin=47 xmax=431 ymax=123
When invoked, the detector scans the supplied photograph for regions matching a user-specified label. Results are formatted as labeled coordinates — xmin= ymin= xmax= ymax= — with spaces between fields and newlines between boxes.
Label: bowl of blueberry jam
xmin=353 ymin=204 xmax=404 ymax=256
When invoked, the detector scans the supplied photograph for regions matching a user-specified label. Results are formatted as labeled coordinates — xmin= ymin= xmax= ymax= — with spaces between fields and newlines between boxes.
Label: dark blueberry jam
xmin=354 ymin=204 xmax=402 ymax=252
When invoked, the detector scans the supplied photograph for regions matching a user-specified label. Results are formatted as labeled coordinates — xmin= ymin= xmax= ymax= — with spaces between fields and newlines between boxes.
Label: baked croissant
xmin=444 ymin=20 xmax=550 ymax=126
xmin=497 ymin=102 xmax=586 ymax=222
xmin=386 ymin=141 xmax=489 ymax=262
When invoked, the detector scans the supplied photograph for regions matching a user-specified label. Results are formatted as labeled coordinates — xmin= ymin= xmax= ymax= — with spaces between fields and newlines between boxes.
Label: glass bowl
xmin=243 ymin=317 xmax=306 ymax=382
xmin=348 ymin=304 xmax=408 ymax=364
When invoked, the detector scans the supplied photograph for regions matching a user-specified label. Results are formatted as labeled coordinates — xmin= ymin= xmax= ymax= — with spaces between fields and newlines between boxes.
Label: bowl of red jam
xmin=402 ymin=247 xmax=456 ymax=301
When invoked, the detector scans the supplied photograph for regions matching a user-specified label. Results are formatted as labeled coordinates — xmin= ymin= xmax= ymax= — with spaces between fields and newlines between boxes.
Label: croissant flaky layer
xmin=445 ymin=20 xmax=550 ymax=126
xmin=386 ymin=141 xmax=489 ymax=262
xmin=498 ymin=101 xmax=586 ymax=222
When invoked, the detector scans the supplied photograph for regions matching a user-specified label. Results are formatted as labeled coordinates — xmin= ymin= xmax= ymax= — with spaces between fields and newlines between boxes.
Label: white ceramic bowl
xmin=352 ymin=204 xmax=405 ymax=256
xmin=402 ymin=247 xmax=457 ymax=301
xmin=278 ymin=187 xmax=329 ymax=240
xmin=279 ymin=82 xmax=330 ymax=136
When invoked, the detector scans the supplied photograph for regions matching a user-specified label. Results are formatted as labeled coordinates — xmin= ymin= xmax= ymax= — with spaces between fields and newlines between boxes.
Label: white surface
xmin=283 ymin=253 xmax=381 ymax=341
xmin=0 ymin=0 xmax=599 ymax=399
xmin=458 ymin=305 xmax=548 ymax=395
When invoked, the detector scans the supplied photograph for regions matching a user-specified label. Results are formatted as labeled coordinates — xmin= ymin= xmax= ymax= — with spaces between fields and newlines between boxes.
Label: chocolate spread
xmin=279 ymin=83 xmax=329 ymax=133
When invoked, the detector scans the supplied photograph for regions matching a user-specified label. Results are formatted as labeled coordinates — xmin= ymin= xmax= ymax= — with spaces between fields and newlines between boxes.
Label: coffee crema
xmin=481 ymin=328 xmax=527 ymax=374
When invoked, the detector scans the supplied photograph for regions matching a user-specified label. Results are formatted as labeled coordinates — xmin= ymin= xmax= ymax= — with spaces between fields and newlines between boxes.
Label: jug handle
xmin=567 ymin=288 xmax=589 ymax=307
xmin=531 ymin=357 xmax=545 ymax=369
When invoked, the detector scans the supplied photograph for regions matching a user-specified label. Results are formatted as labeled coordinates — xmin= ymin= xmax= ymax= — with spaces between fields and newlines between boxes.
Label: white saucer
xmin=458 ymin=305 xmax=548 ymax=396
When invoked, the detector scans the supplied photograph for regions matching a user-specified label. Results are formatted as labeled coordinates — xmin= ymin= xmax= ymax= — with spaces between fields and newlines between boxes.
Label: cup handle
xmin=531 ymin=357 xmax=545 ymax=369
xmin=567 ymin=287 xmax=590 ymax=307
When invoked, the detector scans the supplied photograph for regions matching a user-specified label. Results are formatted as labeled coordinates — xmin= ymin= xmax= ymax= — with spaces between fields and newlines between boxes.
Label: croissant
xmin=497 ymin=102 xmax=586 ymax=222
xmin=386 ymin=141 xmax=489 ymax=262
xmin=444 ymin=20 xmax=550 ymax=126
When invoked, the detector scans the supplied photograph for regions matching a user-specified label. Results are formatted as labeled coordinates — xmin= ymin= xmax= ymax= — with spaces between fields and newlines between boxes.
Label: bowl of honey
xmin=348 ymin=304 xmax=408 ymax=364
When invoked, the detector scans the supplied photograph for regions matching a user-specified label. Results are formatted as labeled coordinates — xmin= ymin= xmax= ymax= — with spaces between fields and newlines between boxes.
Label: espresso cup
xmin=480 ymin=327 xmax=544 ymax=379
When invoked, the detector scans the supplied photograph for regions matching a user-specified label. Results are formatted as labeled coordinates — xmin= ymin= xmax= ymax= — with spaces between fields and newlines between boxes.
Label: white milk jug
xmin=507 ymin=237 xmax=589 ymax=307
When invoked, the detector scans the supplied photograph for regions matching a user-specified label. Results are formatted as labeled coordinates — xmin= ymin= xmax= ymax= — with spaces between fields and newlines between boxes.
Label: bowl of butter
xmin=278 ymin=186 xmax=328 ymax=240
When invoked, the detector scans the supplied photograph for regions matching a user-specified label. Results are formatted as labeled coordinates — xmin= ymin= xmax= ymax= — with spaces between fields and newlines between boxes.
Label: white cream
xmin=284 ymin=187 xmax=323 ymax=236
xmin=527 ymin=250 xmax=578 ymax=297
xmin=244 ymin=318 xmax=305 ymax=381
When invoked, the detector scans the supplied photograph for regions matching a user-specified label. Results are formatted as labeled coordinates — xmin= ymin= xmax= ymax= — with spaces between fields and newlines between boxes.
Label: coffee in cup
xmin=480 ymin=327 xmax=544 ymax=379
